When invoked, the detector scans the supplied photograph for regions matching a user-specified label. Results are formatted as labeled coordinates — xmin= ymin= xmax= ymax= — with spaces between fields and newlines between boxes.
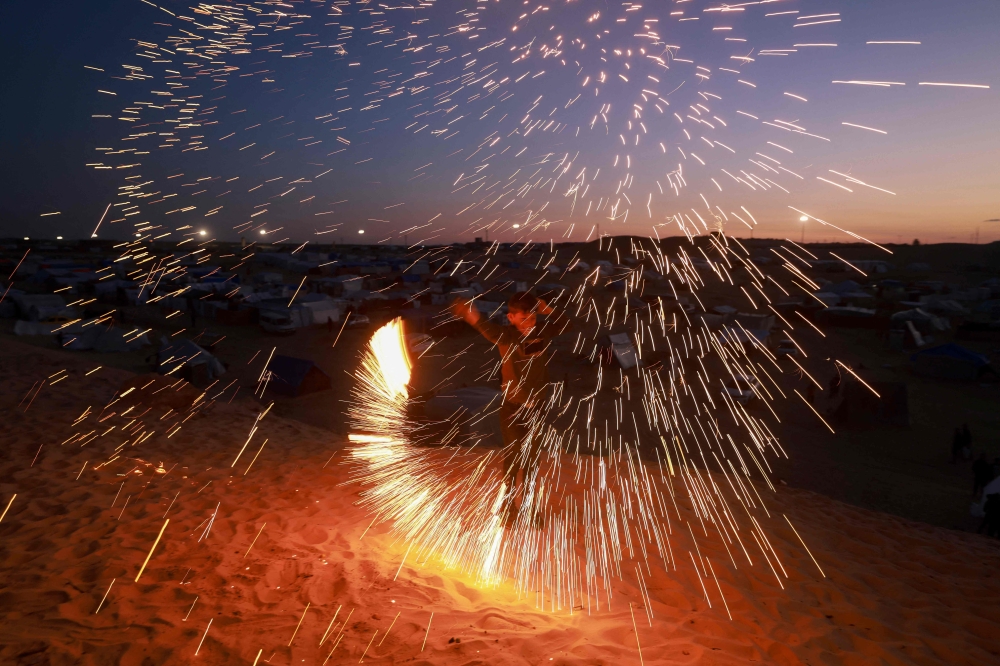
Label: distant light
xmin=199 ymin=230 xmax=207 ymax=236
xmin=358 ymin=229 xmax=365 ymax=234
xmin=512 ymin=223 xmax=521 ymax=229
xmin=91 ymin=233 xmax=98 ymax=238
xmin=23 ymin=237 xmax=29 ymax=241
xmin=56 ymin=236 xmax=63 ymax=240
xmin=260 ymin=229 xmax=267 ymax=235
xmin=136 ymin=233 xmax=142 ymax=237
xmin=799 ymin=216 xmax=809 ymax=222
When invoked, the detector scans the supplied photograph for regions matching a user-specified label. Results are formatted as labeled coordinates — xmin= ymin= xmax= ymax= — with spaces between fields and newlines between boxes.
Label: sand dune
xmin=1 ymin=338 xmax=998 ymax=665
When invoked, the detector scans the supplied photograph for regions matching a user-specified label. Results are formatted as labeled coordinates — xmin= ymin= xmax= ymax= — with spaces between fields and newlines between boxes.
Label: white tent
xmin=608 ymin=333 xmax=638 ymax=369
xmin=157 ymin=337 xmax=226 ymax=379
xmin=298 ymin=296 xmax=343 ymax=325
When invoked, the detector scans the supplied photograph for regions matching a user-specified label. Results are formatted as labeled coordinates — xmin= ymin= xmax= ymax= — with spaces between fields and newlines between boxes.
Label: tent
xmin=920 ymin=299 xmax=968 ymax=316
xmin=265 ymin=355 xmax=331 ymax=396
xmin=826 ymin=280 xmax=863 ymax=295
xmin=833 ymin=381 xmax=909 ymax=427
xmin=297 ymin=294 xmax=343 ymax=326
xmin=157 ymin=338 xmax=226 ymax=380
xmin=13 ymin=320 xmax=62 ymax=336
xmin=59 ymin=321 xmax=149 ymax=352
xmin=733 ymin=312 xmax=775 ymax=331
xmin=891 ymin=308 xmax=949 ymax=333
xmin=608 ymin=333 xmax=639 ymax=369
xmin=11 ymin=293 xmax=67 ymax=320
xmin=911 ymin=343 xmax=990 ymax=380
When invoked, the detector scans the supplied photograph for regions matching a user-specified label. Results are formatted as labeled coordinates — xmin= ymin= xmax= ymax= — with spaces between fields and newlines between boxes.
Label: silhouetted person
xmin=451 ymin=291 xmax=571 ymax=525
xmin=978 ymin=493 xmax=1000 ymax=538
xmin=973 ymin=453 xmax=993 ymax=498
xmin=951 ymin=428 xmax=963 ymax=464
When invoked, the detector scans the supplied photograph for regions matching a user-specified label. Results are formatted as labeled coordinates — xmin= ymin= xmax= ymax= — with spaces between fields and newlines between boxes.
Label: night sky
xmin=1 ymin=0 xmax=997 ymax=245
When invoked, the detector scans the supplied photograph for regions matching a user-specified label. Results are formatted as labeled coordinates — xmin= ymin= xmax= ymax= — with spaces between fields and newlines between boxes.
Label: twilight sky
xmin=1 ymin=0 xmax=997 ymax=245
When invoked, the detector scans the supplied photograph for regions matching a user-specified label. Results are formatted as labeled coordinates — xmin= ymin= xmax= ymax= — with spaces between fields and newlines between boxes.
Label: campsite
xmin=1 ymin=236 xmax=998 ymax=535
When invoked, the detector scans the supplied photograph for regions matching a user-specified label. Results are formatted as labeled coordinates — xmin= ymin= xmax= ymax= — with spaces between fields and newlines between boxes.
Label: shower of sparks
xmin=344 ymin=213 xmax=842 ymax=608
xmin=17 ymin=0 xmax=985 ymax=632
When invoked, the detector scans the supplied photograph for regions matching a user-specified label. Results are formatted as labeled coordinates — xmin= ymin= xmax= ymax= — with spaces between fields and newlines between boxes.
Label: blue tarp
xmin=910 ymin=343 xmax=989 ymax=367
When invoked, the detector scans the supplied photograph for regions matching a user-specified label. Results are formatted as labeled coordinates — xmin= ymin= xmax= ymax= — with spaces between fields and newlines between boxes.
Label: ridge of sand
xmin=0 ymin=339 xmax=998 ymax=665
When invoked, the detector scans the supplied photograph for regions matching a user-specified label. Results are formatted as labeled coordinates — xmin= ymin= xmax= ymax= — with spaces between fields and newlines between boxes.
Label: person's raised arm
xmin=449 ymin=297 xmax=481 ymax=325
xmin=451 ymin=297 xmax=506 ymax=344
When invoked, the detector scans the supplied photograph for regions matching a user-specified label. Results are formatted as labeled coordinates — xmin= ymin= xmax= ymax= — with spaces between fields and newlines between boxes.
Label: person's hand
xmin=449 ymin=298 xmax=479 ymax=324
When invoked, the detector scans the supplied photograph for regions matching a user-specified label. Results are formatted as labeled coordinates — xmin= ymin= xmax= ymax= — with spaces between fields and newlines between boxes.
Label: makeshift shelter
xmin=265 ymin=355 xmax=331 ymax=396
xmin=13 ymin=320 xmax=62 ymax=336
xmin=920 ymin=299 xmax=968 ymax=317
xmin=608 ymin=333 xmax=639 ymax=369
xmin=59 ymin=321 xmax=149 ymax=352
xmin=256 ymin=300 xmax=313 ymax=327
xmin=911 ymin=343 xmax=990 ymax=381
xmin=11 ymin=293 xmax=67 ymax=320
xmin=733 ymin=312 xmax=775 ymax=331
xmin=826 ymin=280 xmax=863 ymax=295
xmin=297 ymin=294 xmax=343 ymax=326
xmin=157 ymin=338 xmax=226 ymax=381
xmin=833 ymin=381 xmax=909 ymax=427
xmin=891 ymin=308 xmax=949 ymax=333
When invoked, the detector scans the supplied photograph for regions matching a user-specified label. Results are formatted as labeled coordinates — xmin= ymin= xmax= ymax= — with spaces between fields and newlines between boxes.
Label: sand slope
xmin=1 ymin=339 xmax=998 ymax=665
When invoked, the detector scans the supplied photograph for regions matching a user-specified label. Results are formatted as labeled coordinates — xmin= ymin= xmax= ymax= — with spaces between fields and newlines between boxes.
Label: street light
xmin=799 ymin=215 xmax=808 ymax=243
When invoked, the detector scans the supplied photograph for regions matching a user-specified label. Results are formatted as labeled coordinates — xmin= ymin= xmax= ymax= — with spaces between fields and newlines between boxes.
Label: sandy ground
xmin=1 ymin=338 xmax=1000 ymax=665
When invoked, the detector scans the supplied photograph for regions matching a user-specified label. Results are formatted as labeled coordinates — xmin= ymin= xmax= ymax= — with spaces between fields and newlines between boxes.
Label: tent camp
xmin=833 ymin=381 xmax=910 ymax=427
xmin=265 ymin=355 xmax=331 ymax=396
xmin=911 ymin=343 xmax=990 ymax=380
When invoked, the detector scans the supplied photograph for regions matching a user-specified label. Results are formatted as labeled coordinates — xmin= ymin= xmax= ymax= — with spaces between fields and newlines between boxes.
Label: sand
xmin=1 ymin=338 xmax=999 ymax=665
